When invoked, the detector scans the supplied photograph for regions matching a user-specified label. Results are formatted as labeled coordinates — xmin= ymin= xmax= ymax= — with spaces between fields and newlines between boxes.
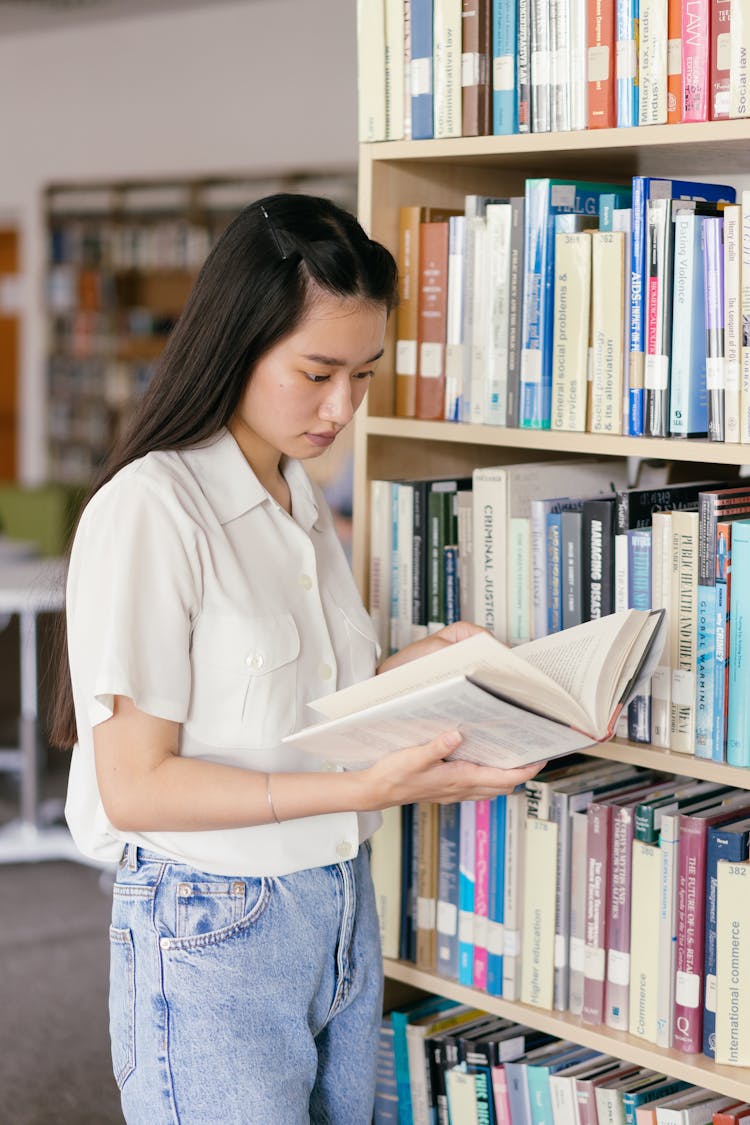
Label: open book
xmin=284 ymin=609 xmax=666 ymax=769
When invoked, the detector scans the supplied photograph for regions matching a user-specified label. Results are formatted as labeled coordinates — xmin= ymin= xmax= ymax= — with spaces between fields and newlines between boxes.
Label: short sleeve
xmin=67 ymin=469 xmax=200 ymax=730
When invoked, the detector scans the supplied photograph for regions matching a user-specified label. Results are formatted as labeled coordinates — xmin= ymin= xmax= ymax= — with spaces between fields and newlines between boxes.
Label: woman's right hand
xmin=357 ymin=729 xmax=546 ymax=810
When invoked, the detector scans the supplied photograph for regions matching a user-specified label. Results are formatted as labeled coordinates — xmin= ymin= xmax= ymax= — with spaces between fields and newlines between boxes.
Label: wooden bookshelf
xmin=355 ymin=123 xmax=750 ymax=1096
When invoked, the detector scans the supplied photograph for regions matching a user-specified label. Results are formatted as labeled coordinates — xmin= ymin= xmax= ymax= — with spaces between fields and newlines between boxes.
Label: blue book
xmin=628 ymin=176 xmax=735 ymax=436
xmin=669 ymin=210 xmax=709 ymax=437
xmin=436 ymin=802 xmax=461 ymax=979
xmin=374 ymin=1017 xmax=399 ymax=1123
xmin=546 ymin=510 xmax=563 ymax=634
xmin=486 ymin=795 xmax=507 ymax=997
xmin=713 ymin=523 xmax=732 ymax=761
xmin=526 ymin=1045 xmax=597 ymax=1125
xmin=519 ymin=178 xmax=625 ymax=429
xmin=727 ymin=518 xmax=750 ymax=766
xmin=410 ymin=0 xmax=434 ymax=139
xmin=615 ymin=0 xmax=639 ymax=127
xmin=621 ymin=1076 xmax=690 ymax=1125
xmin=703 ymin=814 xmax=750 ymax=1057
xmin=391 ymin=995 xmax=459 ymax=1125
xmin=399 ymin=803 xmax=416 ymax=962
xmin=492 ymin=0 xmax=517 ymax=133
xmin=627 ymin=527 xmax=652 ymax=742
xmin=444 ymin=544 xmax=459 ymax=624
xmin=458 ymin=799 xmax=476 ymax=985
xmin=599 ymin=189 xmax=633 ymax=231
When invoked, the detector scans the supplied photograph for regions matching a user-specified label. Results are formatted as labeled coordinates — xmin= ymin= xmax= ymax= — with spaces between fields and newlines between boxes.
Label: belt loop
xmin=126 ymin=843 xmax=138 ymax=871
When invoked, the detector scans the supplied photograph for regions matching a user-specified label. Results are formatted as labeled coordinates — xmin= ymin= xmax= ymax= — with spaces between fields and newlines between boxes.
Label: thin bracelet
xmin=266 ymin=773 xmax=280 ymax=824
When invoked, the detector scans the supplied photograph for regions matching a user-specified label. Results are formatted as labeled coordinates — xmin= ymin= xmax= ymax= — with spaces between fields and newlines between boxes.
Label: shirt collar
xmin=180 ymin=428 xmax=321 ymax=531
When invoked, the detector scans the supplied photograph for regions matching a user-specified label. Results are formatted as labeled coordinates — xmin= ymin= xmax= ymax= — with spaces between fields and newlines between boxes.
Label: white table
xmin=0 ymin=557 xmax=83 ymax=863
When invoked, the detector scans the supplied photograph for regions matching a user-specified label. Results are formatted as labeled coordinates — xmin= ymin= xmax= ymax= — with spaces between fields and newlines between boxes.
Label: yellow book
xmin=521 ymin=817 xmax=558 ymax=1009
xmin=590 ymin=231 xmax=626 ymax=435
xmin=628 ymin=840 xmax=662 ymax=1042
xmin=551 ymin=231 xmax=592 ymax=432
xmin=715 ymin=859 xmax=750 ymax=1065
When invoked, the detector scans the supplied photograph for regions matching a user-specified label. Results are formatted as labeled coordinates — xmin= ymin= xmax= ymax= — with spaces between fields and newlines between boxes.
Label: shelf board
xmin=362 ymin=120 xmax=750 ymax=177
xmin=582 ymin=739 xmax=750 ymax=786
xmin=363 ymin=415 xmax=750 ymax=465
xmin=383 ymin=959 xmax=750 ymax=1101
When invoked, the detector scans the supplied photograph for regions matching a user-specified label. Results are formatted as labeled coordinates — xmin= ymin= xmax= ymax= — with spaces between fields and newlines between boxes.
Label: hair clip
xmin=260 ymin=204 xmax=288 ymax=261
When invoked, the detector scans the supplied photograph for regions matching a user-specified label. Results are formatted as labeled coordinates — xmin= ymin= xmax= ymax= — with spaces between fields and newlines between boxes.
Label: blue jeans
xmin=109 ymin=843 xmax=383 ymax=1124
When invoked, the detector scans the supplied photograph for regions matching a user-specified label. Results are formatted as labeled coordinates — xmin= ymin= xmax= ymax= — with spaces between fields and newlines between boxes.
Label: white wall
xmin=0 ymin=0 xmax=358 ymax=483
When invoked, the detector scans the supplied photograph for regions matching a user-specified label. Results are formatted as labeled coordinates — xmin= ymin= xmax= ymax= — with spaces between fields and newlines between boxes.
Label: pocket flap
xmin=193 ymin=610 xmax=300 ymax=675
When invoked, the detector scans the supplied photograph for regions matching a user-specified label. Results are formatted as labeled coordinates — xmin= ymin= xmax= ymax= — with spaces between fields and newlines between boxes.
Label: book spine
xmin=568 ymin=808 xmax=590 ymax=1016
xmin=471 ymin=466 xmax=507 ymax=640
xmin=492 ymin=0 xmax=518 ymax=133
xmin=627 ymin=528 xmax=653 ymax=743
xmin=651 ymin=511 xmax=673 ymax=748
xmin=551 ymin=231 xmax=592 ymax=432
xmin=628 ymin=840 xmax=662 ymax=1041
xmin=703 ymin=215 xmax=726 ymax=442
xmin=639 ymin=0 xmax=669 ymax=123
xmin=433 ymin=0 xmax=462 ymax=138
xmin=742 ymin=191 xmax=750 ymax=442
xmin=468 ymin=215 xmax=489 ymax=425
xmin=656 ymin=811 xmax=680 ymax=1046
xmin=472 ymin=798 xmax=491 ymax=991
xmin=411 ymin=480 xmax=429 ymax=642
xmin=668 ymin=0 xmax=684 ymax=119
xmin=644 ymin=196 xmax=673 ymax=438
xmin=369 ymin=480 xmax=394 ymax=656
xmin=715 ymin=860 xmax=750 ymax=1065
xmin=669 ymin=211 xmax=708 ymax=438
xmin=723 ymin=204 xmax=741 ymax=442
xmin=520 ymin=179 xmax=552 ymax=430
xmin=590 ymin=231 xmax=626 ymax=434
xmin=521 ymin=817 xmax=558 ymax=1009
xmin=416 ymin=801 xmax=439 ymax=971
xmin=617 ymin=0 xmax=639 ymax=126
xmin=456 ymin=489 xmax=475 ymax=620
xmin=531 ymin=498 xmax=554 ymax=640
xmin=396 ymin=483 xmax=415 ymax=651
xmin=399 ymin=804 xmax=415 ymax=961
xmin=570 ymin=0 xmax=589 ymax=127
xmin=461 ymin=0 xmax=492 ymax=135
xmin=458 ymin=799 xmax=477 ymax=986
xmin=485 ymin=203 xmax=513 ymax=427
xmin=550 ymin=0 xmax=571 ymax=131
xmin=502 ymin=789 xmax=527 ymax=1001
xmin=416 ymin=221 xmax=450 ymax=421
xmin=357 ymin=0 xmax=387 ymax=141
xmin=385 ymin=0 xmax=406 ymax=139
xmin=713 ymin=520 xmax=732 ymax=761
xmin=506 ymin=197 xmax=526 ymax=428
xmin=436 ymin=802 xmax=461 ymax=979
xmin=404 ymin=0 xmax=413 ymax=138
xmin=561 ymin=510 xmax=584 ymax=629
xmin=673 ymin=814 xmax=709 ymax=1052
xmin=726 ymin=520 xmax=750 ymax=766
xmin=681 ymin=0 xmax=710 ymax=120
xmin=730 ymin=0 xmax=750 ymax=119
xmin=629 ymin=175 xmax=649 ymax=436
xmin=531 ymin=0 xmax=552 ymax=131
xmin=703 ymin=825 xmax=750 ymax=1057
xmin=491 ymin=1064 xmax=512 ymax=1125
xmin=614 ymin=205 xmax=634 ymax=436
xmin=547 ymin=511 xmax=564 ymax=634
xmin=374 ymin=1018 xmax=399 ymax=1123
xmin=711 ymin=0 xmax=731 ymax=117
xmin=669 ymin=509 xmax=700 ymax=754
xmin=588 ymin=0 xmax=617 ymax=125
xmin=549 ymin=791 xmax=572 ymax=1012
xmin=583 ymin=499 xmax=616 ymax=621
xmin=411 ymin=0 xmax=435 ymax=138
xmin=486 ymin=795 xmax=507 ymax=996
xmin=517 ymin=0 xmax=532 ymax=130
xmin=395 ymin=206 xmax=423 ymax=417
xmin=605 ymin=805 xmax=636 ymax=1030
xmin=444 ymin=544 xmax=459 ymax=624
xmin=444 ymin=215 xmax=466 ymax=422
xmin=582 ymin=803 xmax=611 ymax=1024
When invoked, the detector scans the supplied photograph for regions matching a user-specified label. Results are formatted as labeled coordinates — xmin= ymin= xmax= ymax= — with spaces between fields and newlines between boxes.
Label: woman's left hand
xmin=376 ymin=620 xmax=495 ymax=675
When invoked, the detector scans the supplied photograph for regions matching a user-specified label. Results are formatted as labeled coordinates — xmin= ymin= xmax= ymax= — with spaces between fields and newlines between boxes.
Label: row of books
xmin=358 ymin=0 xmax=750 ymax=143
xmin=49 ymin=219 xmax=214 ymax=273
xmin=369 ymin=464 xmax=750 ymax=766
xmin=370 ymin=760 xmax=750 ymax=1072
xmin=376 ymin=996 xmax=750 ymax=1125
xmin=394 ymin=175 xmax=750 ymax=439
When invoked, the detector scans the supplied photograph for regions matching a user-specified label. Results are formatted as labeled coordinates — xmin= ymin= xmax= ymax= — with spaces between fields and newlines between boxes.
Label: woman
xmin=53 ymin=194 xmax=543 ymax=1124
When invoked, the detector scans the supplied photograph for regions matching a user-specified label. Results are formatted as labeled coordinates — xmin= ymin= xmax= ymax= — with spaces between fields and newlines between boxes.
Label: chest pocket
xmin=338 ymin=603 xmax=380 ymax=688
xmin=188 ymin=611 xmax=300 ymax=749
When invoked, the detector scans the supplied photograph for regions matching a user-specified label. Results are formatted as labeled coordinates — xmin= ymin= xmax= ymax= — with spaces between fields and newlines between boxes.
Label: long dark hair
xmin=50 ymin=192 xmax=398 ymax=748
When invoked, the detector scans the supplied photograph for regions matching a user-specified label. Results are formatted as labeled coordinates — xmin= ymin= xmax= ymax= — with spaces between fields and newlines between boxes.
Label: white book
xmin=446 ymin=1065 xmax=478 ymax=1123
xmin=433 ymin=0 xmax=462 ymax=137
xmin=444 ymin=215 xmax=466 ymax=421
xmin=613 ymin=207 xmax=633 ymax=436
xmin=656 ymin=808 xmax=680 ymax=1047
xmin=715 ymin=859 xmax=750 ymax=1065
xmin=723 ymin=203 xmax=741 ymax=443
xmin=357 ymin=0 xmax=387 ymax=141
xmin=485 ymin=203 xmax=513 ymax=427
xmin=741 ymin=190 xmax=750 ymax=442
xmin=396 ymin=481 xmax=415 ymax=650
xmin=530 ymin=0 xmax=552 ymax=131
xmin=730 ymin=0 xmax=750 ymax=117
xmin=551 ymin=231 xmax=592 ymax=432
xmin=650 ymin=510 xmax=672 ymax=748
xmin=669 ymin=510 xmax=699 ymax=754
xmin=628 ymin=839 xmax=662 ymax=1041
xmin=569 ymin=0 xmax=588 ymax=128
xmin=469 ymin=216 xmax=489 ymax=425
xmin=369 ymin=479 xmax=394 ymax=655
xmin=370 ymin=805 xmax=402 ymax=960
xmin=656 ymin=1090 xmax=738 ymax=1125
xmin=385 ymin=0 xmax=406 ymax=138
xmin=503 ymin=789 xmax=527 ymax=1001
xmin=590 ymin=231 xmax=626 ymax=434
xmin=456 ymin=489 xmax=474 ymax=621
xmin=638 ymin=0 xmax=668 ymax=124
xmin=549 ymin=0 xmax=571 ymax=131
xmin=568 ymin=808 xmax=589 ymax=1015
xmin=520 ymin=817 xmax=558 ymax=1008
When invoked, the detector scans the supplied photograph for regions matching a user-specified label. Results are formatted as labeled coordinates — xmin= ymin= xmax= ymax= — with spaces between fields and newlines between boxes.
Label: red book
xmin=710 ymin=0 xmax=731 ymax=118
xmin=491 ymin=1063 xmax=511 ymax=1125
xmin=682 ymin=0 xmax=710 ymax=120
xmin=714 ymin=1105 xmax=750 ymax=1124
xmin=587 ymin=0 xmax=616 ymax=127
xmin=415 ymin=220 xmax=450 ymax=421
xmin=472 ymin=798 xmax=491 ymax=990
xmin=668 ymin=0 xmax=684 ymax=120
xmin=673 ymin=792 xmax=750 ymax=1052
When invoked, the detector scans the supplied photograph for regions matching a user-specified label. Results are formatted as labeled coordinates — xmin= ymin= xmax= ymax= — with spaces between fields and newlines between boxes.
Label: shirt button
xmin=319 ymin=663 xmax=333 ymax=680
xmin=336 ymin=841 xmax=355 ymax=860
xmin=246 ymin=652 xmax=264 ymax=671
xmin=298 ymin=574 xmax=313 ymax=590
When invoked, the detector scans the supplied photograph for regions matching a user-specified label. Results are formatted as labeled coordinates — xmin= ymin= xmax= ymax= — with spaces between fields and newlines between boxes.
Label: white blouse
xmin=64 ymin=427 xmax=382 ymax=876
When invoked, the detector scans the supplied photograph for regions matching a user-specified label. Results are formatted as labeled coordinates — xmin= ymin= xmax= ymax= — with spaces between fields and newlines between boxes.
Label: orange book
xmin=667 ymin=0 xmax=683 ymax=122
xmin=713 ymin=1104 xmax=750 ymax=1124
xmin=415 ymin=220 xmax=450 ymax=420
xmin=587 ymin=0 xmax=616 ymax=127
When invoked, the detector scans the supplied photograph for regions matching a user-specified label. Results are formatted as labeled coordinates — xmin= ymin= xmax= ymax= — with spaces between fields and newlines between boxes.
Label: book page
xmin=286 ymin=677 xmax=597 ymax=768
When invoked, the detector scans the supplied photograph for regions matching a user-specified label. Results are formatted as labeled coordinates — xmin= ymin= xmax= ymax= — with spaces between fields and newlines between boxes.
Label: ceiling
xmin=0 ymin=0 xmax=246 ymax=36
